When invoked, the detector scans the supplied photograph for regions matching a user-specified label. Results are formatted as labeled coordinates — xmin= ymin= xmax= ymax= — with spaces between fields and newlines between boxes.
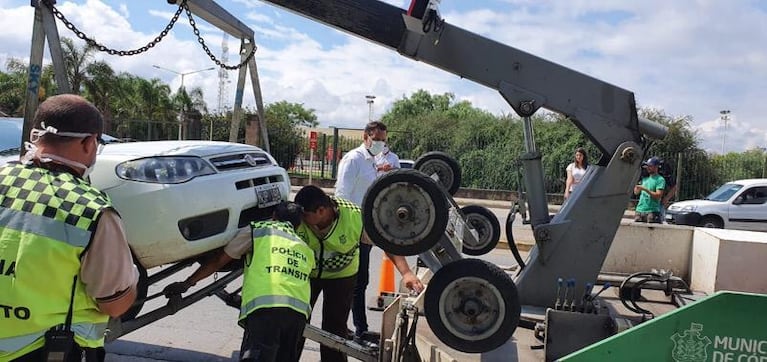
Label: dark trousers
xmin=240 ymin=307 xmax=306 ymax=362
xmin=12 ymin=345 xmax=105 ymax=362
xmin=298 ymin=274 xmax=357 ymax=362
xmin=352 ymin=243 xmax=373 ymax=336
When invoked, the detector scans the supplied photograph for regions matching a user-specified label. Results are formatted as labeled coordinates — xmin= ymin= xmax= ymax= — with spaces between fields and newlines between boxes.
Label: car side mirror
xmin=733 ymin=197 xmax=743 ymax=205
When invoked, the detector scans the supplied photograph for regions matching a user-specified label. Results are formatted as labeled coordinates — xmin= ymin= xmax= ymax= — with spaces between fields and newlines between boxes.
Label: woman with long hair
xmin=564 ymin=147 xmax=589 ymax=199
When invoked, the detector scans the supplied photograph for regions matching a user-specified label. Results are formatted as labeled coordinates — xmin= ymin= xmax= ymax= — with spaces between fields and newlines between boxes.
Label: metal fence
xmin=286 ymin=132 xmax=766 ymax=202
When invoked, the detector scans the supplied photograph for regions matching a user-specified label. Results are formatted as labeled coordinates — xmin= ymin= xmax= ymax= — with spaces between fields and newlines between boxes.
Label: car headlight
xmin=681 ymin=205 xmax=697 ymax=212
xmin=116 ymin=157 xmax=215 ymax=184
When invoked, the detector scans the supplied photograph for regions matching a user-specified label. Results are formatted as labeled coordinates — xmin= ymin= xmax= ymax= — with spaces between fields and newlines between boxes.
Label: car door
xmin=728 ymin=185 xmax=767 ymax=231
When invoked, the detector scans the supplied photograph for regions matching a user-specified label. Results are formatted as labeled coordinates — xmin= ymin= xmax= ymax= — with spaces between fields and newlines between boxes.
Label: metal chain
xmin=48 ymin=0 xmax=185 ymax=56
xmin=47 ymin=0 xmax=253 ymax=70
xmin=183 ymin=5 xmax=255 ymax=70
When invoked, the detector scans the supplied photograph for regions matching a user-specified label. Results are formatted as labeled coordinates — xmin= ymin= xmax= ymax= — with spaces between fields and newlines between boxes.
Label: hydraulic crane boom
xmin=259 ymin=0 xmax=667 ymax=307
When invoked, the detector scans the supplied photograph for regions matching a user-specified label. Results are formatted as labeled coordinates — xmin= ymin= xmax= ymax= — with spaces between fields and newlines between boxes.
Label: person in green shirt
xmin=634 ymin=157 xmax=666 ymax=223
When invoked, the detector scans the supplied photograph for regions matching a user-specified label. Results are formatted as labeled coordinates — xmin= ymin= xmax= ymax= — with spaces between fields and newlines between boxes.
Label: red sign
xmin=309 ymin=131 xmax=318 ymax=151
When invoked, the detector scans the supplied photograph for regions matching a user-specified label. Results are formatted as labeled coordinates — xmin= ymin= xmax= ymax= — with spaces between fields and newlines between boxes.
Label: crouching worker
xmin=163 ymin=201 xmax=314 ymax=362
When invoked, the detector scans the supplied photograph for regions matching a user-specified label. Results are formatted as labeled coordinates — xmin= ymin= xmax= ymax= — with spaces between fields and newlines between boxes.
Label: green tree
xmin=262 ymin=101 xmax=318 ymax=169
xmin=61 ymin=37 xmax=96 ymax=94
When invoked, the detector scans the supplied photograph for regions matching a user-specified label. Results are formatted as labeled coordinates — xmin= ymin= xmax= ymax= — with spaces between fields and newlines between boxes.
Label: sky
xmin=1 ymin=0 xmax=765 ymax=153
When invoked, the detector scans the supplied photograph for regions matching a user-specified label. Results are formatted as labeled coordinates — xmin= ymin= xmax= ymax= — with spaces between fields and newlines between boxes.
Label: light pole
xmin=365 ymin=95 xmax=376 ymax=121
xmin=720 ymin=110 xmax=731 ymax=154
xmin=153 ymin=65 xmax=215 ymax=140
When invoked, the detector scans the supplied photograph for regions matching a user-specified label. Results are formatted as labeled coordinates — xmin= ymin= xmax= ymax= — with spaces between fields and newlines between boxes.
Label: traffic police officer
xmin=293 ymin=185 xmax=423 ymax=362
xmin=164 ymin=201 xmax=314 ymax=362
xmin=0 ymin=94 xmax=138 ymax=361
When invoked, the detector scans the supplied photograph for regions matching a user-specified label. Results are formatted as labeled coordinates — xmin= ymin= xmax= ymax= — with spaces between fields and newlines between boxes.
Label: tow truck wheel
xmin=413 ymin=151 xmax=462 ymax=196
xmin=425 ymin=258 xmax=520 ymax=353
xmin=460 ymin=205 xmax=501 ymax=256
xmin=121 ymin=260 xmax=148 ymax=321
xmin=363 ymin=169 xmax=448 ymax=256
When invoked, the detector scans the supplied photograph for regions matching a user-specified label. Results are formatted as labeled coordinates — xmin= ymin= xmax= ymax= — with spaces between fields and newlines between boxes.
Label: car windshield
xmin=705 ymin=183 xmax=743 ymax=202
xmin=0 ymin=118 xmax=23 ymax=154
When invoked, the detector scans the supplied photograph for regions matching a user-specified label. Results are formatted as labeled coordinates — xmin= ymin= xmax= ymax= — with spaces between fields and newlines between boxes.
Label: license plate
xmin=665 ymin=214 xmax=673 ymax=220
xmin=256 ymin=184 xmax=282 ymax=208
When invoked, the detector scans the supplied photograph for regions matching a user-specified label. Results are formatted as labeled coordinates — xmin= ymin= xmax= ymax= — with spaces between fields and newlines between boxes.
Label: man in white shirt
xmin=375 ymin=145 xmax=401 ymax=177
xmin=335 ymin=121 xmax=422 ymax=343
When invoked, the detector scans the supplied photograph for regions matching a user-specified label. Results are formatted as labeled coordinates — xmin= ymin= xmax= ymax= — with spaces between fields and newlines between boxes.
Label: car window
xmin=706 ymin=183 xmax=743 ymax=202
xmin=0 ymin=118 xmax=23 ymax=154
xmin=736 ymin=186 xmax=767 ymax=205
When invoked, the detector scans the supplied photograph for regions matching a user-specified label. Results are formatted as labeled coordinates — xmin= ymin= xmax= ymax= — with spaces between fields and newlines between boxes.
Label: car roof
xmin=729 ymin=179 xmax=767 ymax=186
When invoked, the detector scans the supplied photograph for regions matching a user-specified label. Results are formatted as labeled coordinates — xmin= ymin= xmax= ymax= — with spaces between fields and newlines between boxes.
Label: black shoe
xmin=359 ymin=331 xmax=380 ymax=343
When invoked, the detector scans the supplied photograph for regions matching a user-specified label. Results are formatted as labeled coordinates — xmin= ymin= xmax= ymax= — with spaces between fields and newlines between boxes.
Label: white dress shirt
xmin=335 ymin=143 xmax=378 ymax=206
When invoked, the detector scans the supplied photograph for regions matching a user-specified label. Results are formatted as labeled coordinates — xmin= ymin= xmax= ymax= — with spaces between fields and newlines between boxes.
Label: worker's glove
xmin=163 ymin=281 xmax=191 ymax=296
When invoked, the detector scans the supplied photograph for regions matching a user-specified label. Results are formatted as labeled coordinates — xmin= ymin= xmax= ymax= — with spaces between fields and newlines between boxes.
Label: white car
xmin=0 ymin=118 xmax=290 ymax=268
xmin=666 ymin=179 xmax=767 ymax=232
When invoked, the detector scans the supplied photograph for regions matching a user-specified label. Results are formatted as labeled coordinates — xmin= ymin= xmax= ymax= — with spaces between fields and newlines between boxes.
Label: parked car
xmin=666 ymin=179 xmax=767 ymax=232
xmin=0 ymin=117 xmax=290 ymax=268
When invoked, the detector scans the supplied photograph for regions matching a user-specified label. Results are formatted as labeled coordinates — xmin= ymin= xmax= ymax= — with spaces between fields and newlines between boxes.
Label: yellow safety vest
xmin=296 ymin=197 xmax=362 ymax=279
xmin=0 ymin=163 xmax=111 ymax=360
xmin=239 ymin=220 xmax=315 ymax=326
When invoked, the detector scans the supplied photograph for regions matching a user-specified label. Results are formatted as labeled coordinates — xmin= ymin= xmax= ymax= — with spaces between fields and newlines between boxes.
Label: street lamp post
xmin=720 ymin=110 xmax=731 ymax=154
xmin=365 ymin=95 xmax=376 ymax=121
xmin=153 ymin=65 xmax=215 ymax=140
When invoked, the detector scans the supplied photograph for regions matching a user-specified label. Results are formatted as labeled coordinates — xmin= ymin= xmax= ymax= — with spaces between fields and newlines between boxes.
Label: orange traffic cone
xmin=371 ymin=255 xmax=397 ymax=311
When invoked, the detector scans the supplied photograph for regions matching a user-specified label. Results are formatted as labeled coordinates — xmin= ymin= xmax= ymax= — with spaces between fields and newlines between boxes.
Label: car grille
xmin=235 ymin=175 xmax=285 ymax=190
xmin=209 ymin=152 xmax=273 ymax=171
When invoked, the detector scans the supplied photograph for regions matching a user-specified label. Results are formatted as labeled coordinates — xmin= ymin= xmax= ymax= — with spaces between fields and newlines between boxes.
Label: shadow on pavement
xmin=106 ymin=340 xmax=237 ymax=361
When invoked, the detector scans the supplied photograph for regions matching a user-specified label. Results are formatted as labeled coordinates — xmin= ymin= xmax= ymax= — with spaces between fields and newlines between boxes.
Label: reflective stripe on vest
xmin=0 ymin=322 xmax=107 ymax=353
xmin=0 ymin=208 xmax=91 ymax=248
xmin=238 ymin=295 xmax=311 ymax=320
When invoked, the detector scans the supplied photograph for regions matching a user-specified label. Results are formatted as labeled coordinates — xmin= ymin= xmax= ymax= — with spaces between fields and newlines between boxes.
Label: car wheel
xmin=121 ymin=259 xmax=148 ymax=322
xmin=460 ymin=205 xmax=501 ymax=256
xmin=413 ymin=151 xmax=462 ymax=196
xmin=362 ymin=169 xmax=448 ymax=256
xmin=424 ymin=258 xmax=520 ymax=353
xmin=700 ymin=216 xmax=723 ymax=229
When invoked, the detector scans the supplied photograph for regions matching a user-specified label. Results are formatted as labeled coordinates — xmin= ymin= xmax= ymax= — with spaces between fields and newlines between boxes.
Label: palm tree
xmin=61 ymin=37 xmax=97 ymax=94
xmin=83 ymin=61 xmax=116 ymax=132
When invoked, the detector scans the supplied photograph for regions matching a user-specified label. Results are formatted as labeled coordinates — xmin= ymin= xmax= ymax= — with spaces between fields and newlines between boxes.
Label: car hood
xmin=669 ymin=199 xmax=724 ymax=210
xmin=101 ymin=140 xmax=263 ymax=158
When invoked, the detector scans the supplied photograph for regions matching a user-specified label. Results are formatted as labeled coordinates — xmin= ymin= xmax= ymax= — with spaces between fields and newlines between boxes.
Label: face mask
xmin=41 ymin=153 xmax=95 ymax=178
xmin=368 ymin=141 xmax=385 ymax=156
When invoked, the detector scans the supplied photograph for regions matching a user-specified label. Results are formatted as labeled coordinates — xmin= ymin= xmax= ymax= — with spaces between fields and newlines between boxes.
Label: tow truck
xmin=23 ymin=0 xmax=766 ymax=361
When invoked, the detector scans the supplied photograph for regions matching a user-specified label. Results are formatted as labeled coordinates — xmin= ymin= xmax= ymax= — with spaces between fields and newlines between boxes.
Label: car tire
xmin=413 ymin=151 xmax=462 ymax=196
xmin=460 ymin=205 xmax=501 ymax=256
xmin=424 ymin=258 xmax=520 ymax=353
xmin=700 ymin=216 xmax=724 ymax=229
xmin=362 ymin=169 xmax=449 ymax=256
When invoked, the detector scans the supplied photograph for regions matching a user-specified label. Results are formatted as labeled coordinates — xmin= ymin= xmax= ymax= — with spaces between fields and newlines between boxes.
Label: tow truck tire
xmin=460 ymin=205 xmax=501 ymax=256
xmin=424 ymin=259 xmax=520 ymax=353
xmin=363 ymin=169 xmax=448 ymax=256
xmin=413 ymin=151 xmax=461 ymax=196
xmin=121 ymin=259 xmax=148 ymax=321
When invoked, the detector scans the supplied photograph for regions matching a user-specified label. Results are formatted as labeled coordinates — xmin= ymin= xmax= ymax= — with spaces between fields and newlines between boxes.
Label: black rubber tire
xmin=460 ymin=205 xmax=501 ymax=256
xmin=121 ymin=259 xmax=148 ymax=321
xmin=700 ymin=215 xmax=724 ymax=229
xmin=363 ymin=169 xmax=448 ymax=256
xmin=413 ymin=151 xmax=462 ymax=196
xmin=424 ymin=259 xmax=520 ymax=353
